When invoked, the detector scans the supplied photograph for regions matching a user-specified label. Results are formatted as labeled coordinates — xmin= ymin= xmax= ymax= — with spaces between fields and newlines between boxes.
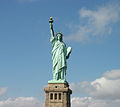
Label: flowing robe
xmin=50 ymin=36 xmax=67 ymax=80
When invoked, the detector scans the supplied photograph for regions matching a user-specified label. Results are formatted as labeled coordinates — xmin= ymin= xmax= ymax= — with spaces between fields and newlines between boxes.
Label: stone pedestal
xmin=44 ymin=83 xmax=72 ymax=107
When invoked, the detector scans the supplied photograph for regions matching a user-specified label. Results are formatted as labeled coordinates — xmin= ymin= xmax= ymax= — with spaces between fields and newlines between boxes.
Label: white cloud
xmin=103 ymin=69 xmax=120 ymax=80
xmin=89 ymin=69 xmax=120 ymax=99
xmin=0 ymin=97 xmax=43 ymax=107
xmin=71 ymin=97 xmax=120 ymax=107
xmin=66 ymin=3 xmax=120 ymax=43
xmin=0 ymin=87 xmax=8 ymax=97
xmin=90 ymin=77 xmax=120 ymax=99
xmin=70 ymin=81 xmax=90 ymax=94
xmin=70 ymin=69 xmax=120 ymax=100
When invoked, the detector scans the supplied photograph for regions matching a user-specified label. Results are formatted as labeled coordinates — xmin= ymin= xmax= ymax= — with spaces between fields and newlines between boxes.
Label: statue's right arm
xmin=49 ymin=23 xmax=54 ymax=38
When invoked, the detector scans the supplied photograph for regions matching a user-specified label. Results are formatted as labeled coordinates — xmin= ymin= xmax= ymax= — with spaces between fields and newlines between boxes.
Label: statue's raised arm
xmin=49 ymin=17 xmax=55 ymax=38
xmin=49 ymin=17 xmax=57 ymax=46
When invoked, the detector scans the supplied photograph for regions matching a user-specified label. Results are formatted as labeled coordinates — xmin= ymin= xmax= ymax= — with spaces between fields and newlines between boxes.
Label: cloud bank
xmin=90 ymin=69 xmax=120 ymax=99
xmin=70 ymin=69 xmax=120 ymax=107
xmin=66 ymin=3 xmax=120 ymax=43
xmin=71 ymin=97 xmax=120 ymax=107
xmin=71 ymin=69 xmax=120 ymax=99
xmin=0 ymin=97 xmax=43 ymax=107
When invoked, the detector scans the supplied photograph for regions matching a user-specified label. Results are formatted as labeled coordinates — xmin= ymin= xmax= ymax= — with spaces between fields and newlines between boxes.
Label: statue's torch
xmin=49 ymin=17 xmax=53 ymax=23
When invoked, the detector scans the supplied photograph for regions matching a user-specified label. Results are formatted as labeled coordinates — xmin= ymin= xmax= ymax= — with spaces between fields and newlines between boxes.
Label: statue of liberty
xmin=48 ymin=17 xmax=72 ymax=83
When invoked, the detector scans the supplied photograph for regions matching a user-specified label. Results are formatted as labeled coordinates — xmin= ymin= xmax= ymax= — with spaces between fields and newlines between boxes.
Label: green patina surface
xmin=48 ymin=17 xmax=72 ymax=83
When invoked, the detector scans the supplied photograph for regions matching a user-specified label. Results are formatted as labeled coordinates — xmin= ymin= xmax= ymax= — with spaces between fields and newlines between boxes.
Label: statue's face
xmin=57 ymin=34 xmax=62 ymax=41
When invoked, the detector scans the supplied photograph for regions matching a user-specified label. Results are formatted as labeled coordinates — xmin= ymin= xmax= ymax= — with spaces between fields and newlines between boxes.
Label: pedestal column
xmin=44 ymin=83 xmax=72 ymax=107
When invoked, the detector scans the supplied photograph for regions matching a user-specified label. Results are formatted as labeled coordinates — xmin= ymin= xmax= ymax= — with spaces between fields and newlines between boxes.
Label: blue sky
xmin=0 ymin=0 xmax=120 ymax=107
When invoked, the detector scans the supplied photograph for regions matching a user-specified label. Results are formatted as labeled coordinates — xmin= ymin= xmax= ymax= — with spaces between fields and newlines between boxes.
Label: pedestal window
xmin=55 ymin=93 xmax=57 ymax=100
xmin=59 ymin=93 xmax=61 ymax=100
xmin=50 ymin=93 xmax=53 ymax=100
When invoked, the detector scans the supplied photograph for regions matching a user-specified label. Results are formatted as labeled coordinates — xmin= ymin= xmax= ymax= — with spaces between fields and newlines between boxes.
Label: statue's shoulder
xmin=61 ymin=41 xmax=66 ymax=46
xmin=50 ymin=36 xmax=57 ymax=43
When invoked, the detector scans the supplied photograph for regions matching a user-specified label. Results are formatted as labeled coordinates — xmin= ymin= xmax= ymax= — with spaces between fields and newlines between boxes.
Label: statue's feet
xmin=48 ymin=79 xmax=67 ymax=83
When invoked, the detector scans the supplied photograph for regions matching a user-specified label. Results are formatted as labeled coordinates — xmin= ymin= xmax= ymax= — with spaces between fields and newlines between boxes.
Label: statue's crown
xmin=56 ymin=32 xmax=63 ymax=37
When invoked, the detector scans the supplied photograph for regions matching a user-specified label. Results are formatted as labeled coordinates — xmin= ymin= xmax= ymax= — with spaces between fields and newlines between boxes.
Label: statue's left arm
xmin=66 ymin=47 xmax=72 ymax=59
